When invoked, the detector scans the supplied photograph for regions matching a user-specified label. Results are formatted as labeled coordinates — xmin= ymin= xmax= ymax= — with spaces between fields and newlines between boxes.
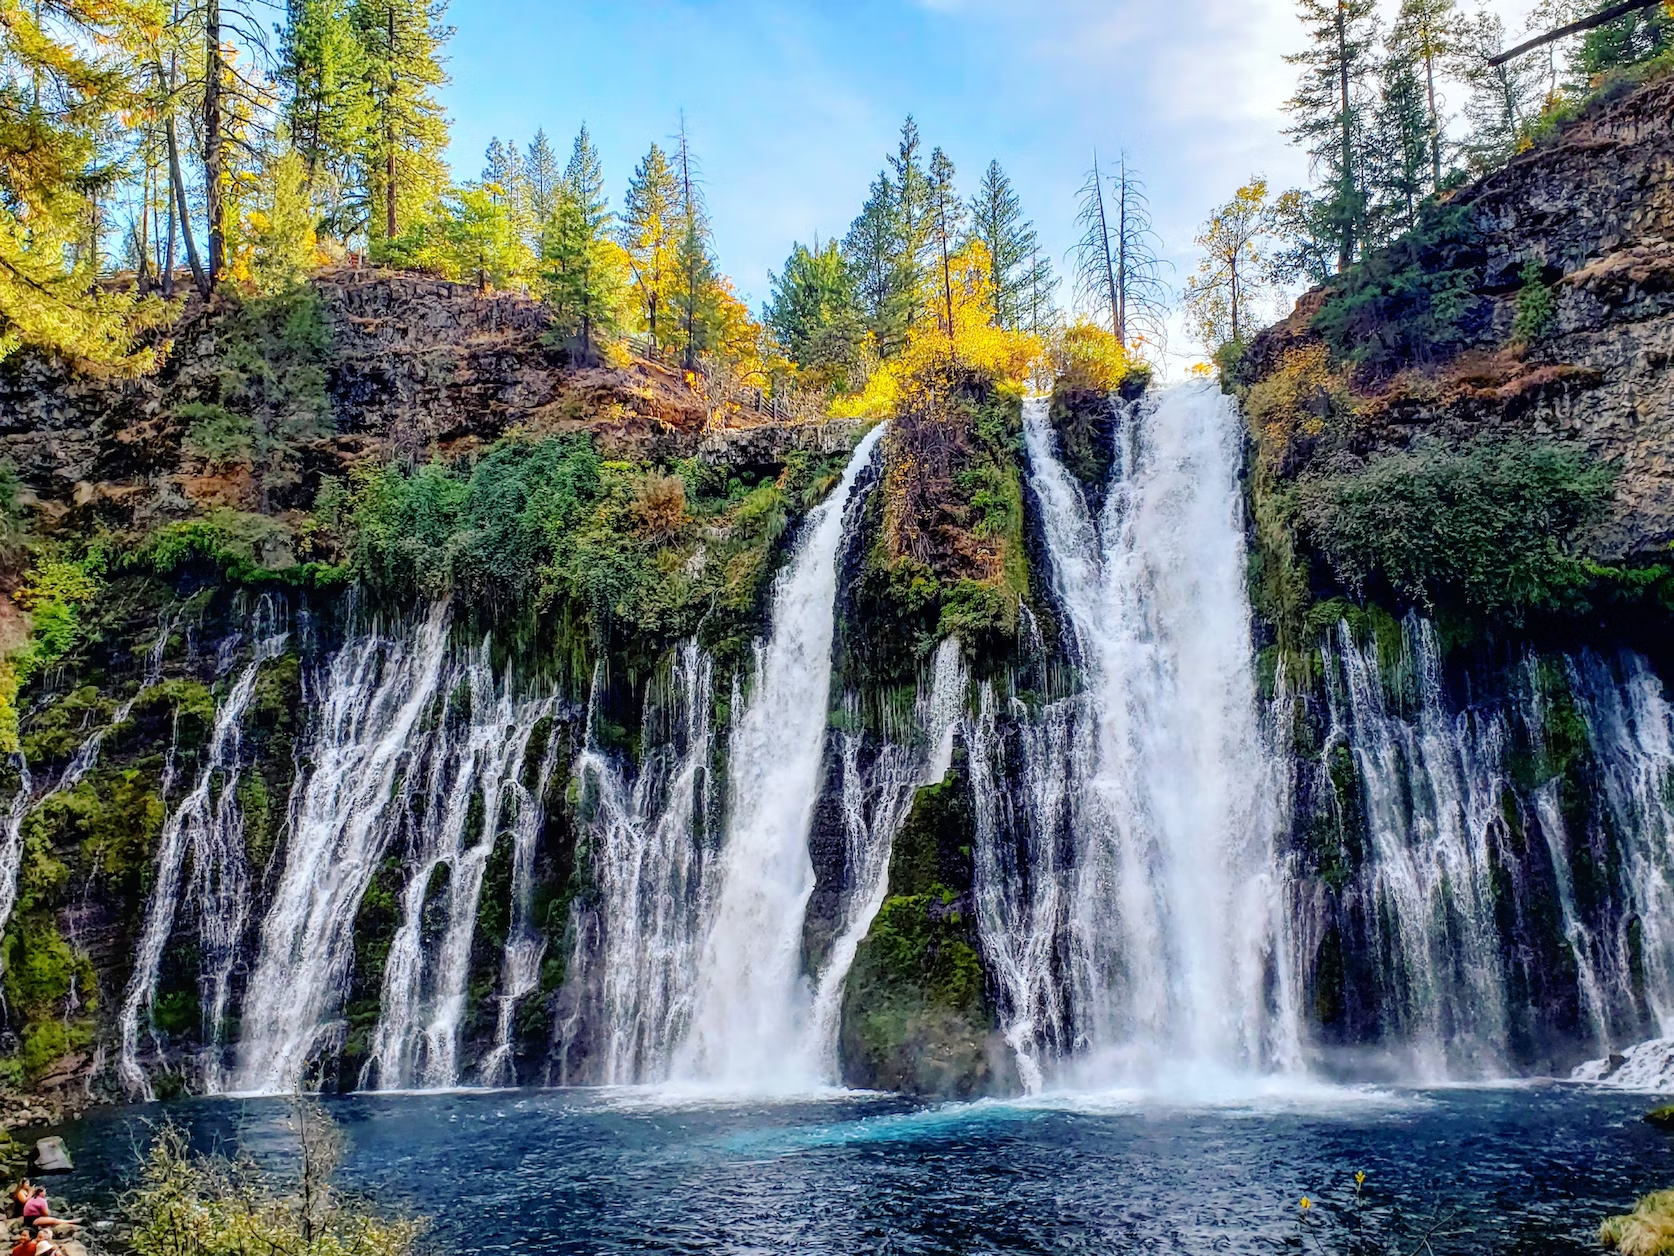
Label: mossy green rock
xmin=1647 ymin=1104 xmax=1674 ymax=1129
xmin=839 ymin=763 xmax=1008 ymax=1098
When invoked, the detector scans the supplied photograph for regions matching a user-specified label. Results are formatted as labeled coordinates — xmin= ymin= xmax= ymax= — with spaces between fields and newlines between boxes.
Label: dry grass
xmin=1602 ymin=1190 xmax=1674 ymax=1255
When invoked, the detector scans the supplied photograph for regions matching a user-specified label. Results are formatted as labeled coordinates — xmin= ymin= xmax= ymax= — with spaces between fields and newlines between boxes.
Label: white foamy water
xmin=673 ymin=422 xmax=886 ymax=1090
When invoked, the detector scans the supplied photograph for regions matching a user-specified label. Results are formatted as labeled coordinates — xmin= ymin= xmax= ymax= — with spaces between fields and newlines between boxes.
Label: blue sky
xmin=441 ymin=0 xmax=1537 ymax=356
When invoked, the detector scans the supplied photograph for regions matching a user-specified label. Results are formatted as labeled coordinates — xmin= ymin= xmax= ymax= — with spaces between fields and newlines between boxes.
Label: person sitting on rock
xmin=19 ymin=1190 xmax=74 ymax=1232
xmin=7 ymin=1183 xmax=28 ymax=1219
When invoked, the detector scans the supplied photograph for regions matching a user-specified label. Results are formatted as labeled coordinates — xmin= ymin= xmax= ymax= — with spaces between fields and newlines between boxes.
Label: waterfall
xmin=479 ymin=718 xmax=563 ymax=1087
xmin=0 ymin=610 xmax=178 ymax=962
xmin=968 ymin=684 xmax=1078 ymax=1092
xmin=1567 ymin=650 xmax=1674 ymax=1036
xmin=804 ymin=636 xmax=967 ymax=1080
xmin=1322 ymin=617 xmax=1512 ymax=1075
xmin=673 ymin=421 xmax=886 ymax=1089
xmin=1522 ymin=657 xmax=1611 ymax=1050
xmin=1013 ymin=386 xmax=1298 ymax=1085
xmin=571 ymin=644 xmax=716 ymax=1084
xmin=232 ymin=607 xmax=452 ymax=1095
xmin=361 ymin=642 xmax=553 ymax=1091
xmin=117 ymin=603 xmax=287 ymax=1097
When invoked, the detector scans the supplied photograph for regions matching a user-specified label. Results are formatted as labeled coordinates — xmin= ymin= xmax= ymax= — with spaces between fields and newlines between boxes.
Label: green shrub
xmin=1513 ymin=258 xmax=1558 ymax=344
xmin=1292 ymin=436 xmax=1614 ymax=622
xmin=1311 ymin=203 xmax=1485 ymax=373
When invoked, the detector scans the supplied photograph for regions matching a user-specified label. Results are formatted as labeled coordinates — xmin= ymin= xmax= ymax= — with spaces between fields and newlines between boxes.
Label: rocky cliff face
xmin=0 ymin=268 xmax=858 ymax=541
xmin=1241 ymin=73 xmax=1673 ymax=559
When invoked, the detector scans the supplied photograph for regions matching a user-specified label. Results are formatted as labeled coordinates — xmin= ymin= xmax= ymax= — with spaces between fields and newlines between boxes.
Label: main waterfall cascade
xmin=985 ymin=388 xmax=1302 ymax=1091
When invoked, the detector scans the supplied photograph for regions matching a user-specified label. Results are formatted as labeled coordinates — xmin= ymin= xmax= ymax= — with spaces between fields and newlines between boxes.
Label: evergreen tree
xmin=966 ymin=159 xmax=1036 ymax=329
xmin=843 ymin=172 xmax=897 ymax=353
xmin=351 ymin=0 xmax=451 ymax=248
xmin=1575 ymin=2 xmax=1672 ymax=77
xmin=1452 ymin=12 xmax=1544 ymax=171
xmin=924 ymin=146 xmax=963 ymax=337
xmin=671 ymin=121 xmax=718 ymax=369
xmin=1388 ymin=0 xmax=1460 ymax=191
xmin=1021 ymin=245 xmax=1059 ymax=336
xmin=619 ymin=141 xmax=679 ymax=350
xmin=886 ymin=116 xmax=930 ymax=342
xmin=765 ymin=239 xmax=865 ymax=392
xmin=524 ymin=128 xmax=560 ymax=235
xmin=1368 ymin=52 xmax=1433 ymax=239
xmin=482 ymin=136 xmax=532 ymax=247
xmin=542 ymin=124 xmax=617 ymax=355
xmin=1284 ymin=0 xmax=1381 ymax=271
xmin=281 ymin=0 xmax=370 ymax=238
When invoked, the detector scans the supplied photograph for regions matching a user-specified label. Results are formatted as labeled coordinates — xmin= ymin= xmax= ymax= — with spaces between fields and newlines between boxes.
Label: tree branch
xmin=1488 ymin=0 xmax=1663 ymax=64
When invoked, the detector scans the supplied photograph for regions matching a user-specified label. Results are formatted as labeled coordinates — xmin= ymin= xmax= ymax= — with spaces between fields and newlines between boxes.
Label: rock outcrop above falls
xmin=1240 ymin=72 xmax=1674 ymax=560
xmin=0 ymin=268 xmax=858 ymax=533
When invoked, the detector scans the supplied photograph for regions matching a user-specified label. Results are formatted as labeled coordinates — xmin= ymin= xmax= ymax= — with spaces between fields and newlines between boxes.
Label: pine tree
xmin=843 ymin=172 xmax=897 ymax=353
xmin=351 ymin=0 xmax=451 ymax=249
xmin=887 ymin=116 xmax=930 ymax=342
xmin=541 ymin=122 xmax=616 ymax=355
xmin=924 ymin=146 xmax=963 ymax=337
xmin=481 ymin=136 xmax=532 ymax=248
xmin=619 ymin=141 xmax=679 ymax=351
xmin=281 ymin=0 xmax=371 ymax=239
xmin=1284 ymin=0 xmax=1381 ymax=271
xmin=966 ymin=160 xmax=1036 ymax=329
xmin=1022 ymin=246 xmax=1059 ymax=336
xmin=524 ymin=128 xmax=560 ymax=236
xmin=1452 ymin=12 xmax=1544 ymax=171
xmin=1387 ymin=0 xmax=1460 ymax=191
xmin=765 ymin=239 xmax=865 ymax=392
xmin=1368 ymin=52 xmax=1433 ymax=239
xmin=671 ymin=121 xmax=718 ymax=369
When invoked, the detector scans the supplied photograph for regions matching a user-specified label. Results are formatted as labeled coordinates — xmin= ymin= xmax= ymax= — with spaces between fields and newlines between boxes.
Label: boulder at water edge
xmin=33 ymin=1137 xmax=71 ymax=1173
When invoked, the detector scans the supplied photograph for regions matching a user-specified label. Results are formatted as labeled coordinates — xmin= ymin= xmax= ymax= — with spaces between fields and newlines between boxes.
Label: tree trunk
xmin=1423 ymin=40 xmax=1443 ymax=190
xmin=1093 ymin=158 xmax=1119 ymax=337
xmin=165 ymin=113 xmax=206 ymax=294
xmin=1336 ymin=2 xmax=1355 ymax=273
xmin=1114 ymin=167 xmax=1128 ymax=346
xmin=385 ymin=4 xmax=398 ymax=242
xmin=203 ymin=0 xmax=223 ymax=290
xmin=1230 ymin=255 xmax=1240 ymax=345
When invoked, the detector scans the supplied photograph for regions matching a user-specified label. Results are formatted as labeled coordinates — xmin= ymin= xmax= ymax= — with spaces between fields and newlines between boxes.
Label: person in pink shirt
xmin=18 ymin=1189 xmax=73 ymax=1231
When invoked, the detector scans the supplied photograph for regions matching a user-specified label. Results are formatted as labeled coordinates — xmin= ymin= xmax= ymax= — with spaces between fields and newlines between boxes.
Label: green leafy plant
xmin=1292 ymin=436 xmax=1615 ymax=622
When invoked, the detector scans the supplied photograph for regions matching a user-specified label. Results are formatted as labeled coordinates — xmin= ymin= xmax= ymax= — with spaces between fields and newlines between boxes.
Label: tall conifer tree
xmin=1284 ymin=0 xmax=1380 ymax=271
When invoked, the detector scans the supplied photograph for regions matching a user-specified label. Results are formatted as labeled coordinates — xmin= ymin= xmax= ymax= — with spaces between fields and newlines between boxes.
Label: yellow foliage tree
xmin=0 ymin=0 xmax=171 ymax=373
xmin=833 ymin=239 xmax=1044 ymax=418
